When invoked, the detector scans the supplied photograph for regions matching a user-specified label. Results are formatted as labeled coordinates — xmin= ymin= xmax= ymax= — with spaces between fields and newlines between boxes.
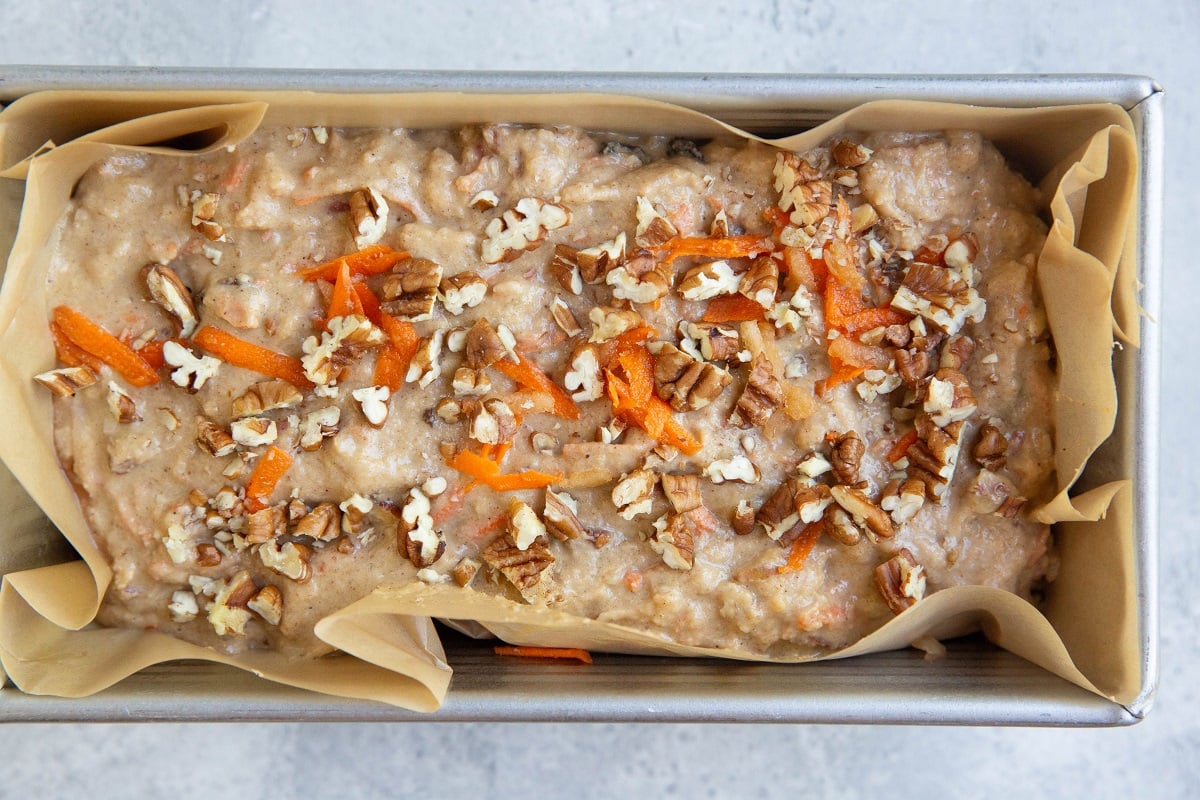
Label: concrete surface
xmin=0 ymin=0 xmax=1196 ymax=797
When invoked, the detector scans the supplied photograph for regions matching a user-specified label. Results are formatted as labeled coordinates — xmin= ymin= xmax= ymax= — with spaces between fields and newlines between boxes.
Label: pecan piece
xmin=828 ymin=430 xmax=864 ymax=485
xmin=732 ymin=500 xmax=756 ymax=536
xmin=634 ymin=196 xmax=679 ymax=247
xmin=830 ymin=484 xmax=893 ymax=540
xmin=381 ymin=258 xmax=442 ymax=321
xmin=650 ymin=512 xmax=696 ymax=571
xmin=731 ymin=353 xmax=784 ymax=428
xmin=452 ymin=558 xmax=481 ymax=587
xmin=612 ymin=468 xmax=657 ymax=520
xmin=231 ymin=380 xmax=303 ymax=417
xmin=973 ymin=422 xmax=1008 ymax=470
xmin=292 ymin=501 xmax=342 ymax=541
xmin=481 ymin=532 xmax=555 ymax=602
xmin=481 ymin=197 xmax=572 ymax=264
xmin=440 ymin=271 xmax=488 ymax=316
xmin=739 ymin=255 xmax=779 ymax=310
xmin=550 ymin=297 xmax=582 ymax=337
xmin=543 ymin=489 xmax=586 ymax=541
xmin=470 ymin=397 xmax=518 ymax=445
xmin=652 ymin=342 xmax=732 ymax=412
xmin=588 ymin=306 xmax=643 ymax=343
xmin=606 ymin=249 xmax=672 ymax=305
xmin=247 ymin=584 xmax=284 ymax=627
xmin=142 ymin=263 xmax=199 ymax=337
xmin=924 ymin=368 xmax=978 ymax=427
xmin=874 ymin=548 xmax=926 ymax=614
xmin=348 ymin=187 xmax=388 ymax=249
xmin=831 ymin=140 xmax=873 ymax=168
xmin=34 ymin=365 xmax=98 ymax=397
xmin=879 ymin=478 xmax=927 ymax=525
xmin=196 ymin=419 xmax=236 ymax=457
xmin=550 ymin=244 xmax=585 ymax=292
xmin=464 ymin=318 xmax=507 ymax=370
xmin=258 ymin=539 xmax=313 ymax=582
xmin=190 ymin=191 xmax=224 ymax=241
xmin=660 ymin=473 xmax=703 ymax=515
xmin=106 ymin=381 xmax=140 ymax=423
xmin=245 ymin=504 xmax=287 ymax=544
xmin=679 ymin=260 xmax=740 ymax=301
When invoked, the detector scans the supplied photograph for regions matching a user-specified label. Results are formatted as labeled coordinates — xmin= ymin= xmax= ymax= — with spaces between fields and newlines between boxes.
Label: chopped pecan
xmin=348 ymin=187 xmax=389 ymax=249
xmin=831 ymin=140 xmax=873 ymax=168
xmin=826 ymin=507 xmax=862 ymax=546
xmin=470 ymin=397 xmax=518 ymax=445
xmin=634 ymin=196 xmax=678 ymax=247
xmin=943 ymin=233 xmax=979 ymax=271
xmin=142 ymin=263 xmax=199 ymax=337
xmin=973 ymin=422 xmax=1008 ymax=470
xmin=301 ymin=314 xmax=384 ymax=386
xmin=874 ymin=548 xmax=926 ymax=614
xmin=292 ymin=501 xmax=341 ymax=541
xmin=679 ymin=321 xmax=743 ymax=363
xmin=550 ymin=244 xmax=585 ymax=292
xmin=756 ymin=478 xmax=831 ymax=540
xmin=164 ymin=341 xmax=221 ymax=391
xmin=774 ymin=153 xmax=832 ymax=226
xmin=452 ymin=367 xmax=492 ymax=396
xmin=739 ymin=255 xmax=779 ymax=310
xmin=299 ymin=406 xmax=340 ymax=451
xmin=550 ymin=297 xmax=583 ymax=337
xmin=440 ymin=271 xmax=488 ymax=316
xmin=612 ymin=468 xmax=658 ymax=520
xmin=168 ymin=590 xmax=199 ymax=622
xmin=230 ymin=416 xmax=277 ymax=447
xmin=650 ymin=513 xmax=696 ymax=571
xmin=543 ymin=489 xmax=586 ymax=540
xmin=939 ymin=334 xmax=976 ymax=371
xmin=481 ymin=197 xmax=572 ymax=264
xmin=906 ymin=415 xmax=965 ymax=502
xmin=247 ymin=584 xmax=284 ymax=627
xmin=246 ymin=505 xmax=287 ymax=544
xmin=965 ymin=469 xmax=1026 ymax=517
xmin=606 ymin=249 xmax=672 ymax=304
xmin=207 ymin=571 xmax=257 ymax=636
xmin=588 ymin=306 xmax=643 ymax=343
xmin=578 ymin=233 xmax=628 ymax=281
xmin=258 ymin=539 xmax=313 ymax=582
xmin=231 ymin=380 xmax=303 ymax=417
xmin=703 ymin=456 xmax=760 ymax=485
xmin=849 ymin=203 xmax=879 ymax=234
xmin=195 ymin=543 xmax=222 ymax=567
xmin=405 ymin=329 xmax=445 ymax=388
xmin=651 ymin=342 xmax=732 ymax=412
xmin=894 ymin=347 xmax=933 ymax=388
xmin=732 ymin=499 xmax=756 ymax=536
xmin=399 ymin=486 xmax=444 ymax=568
xmin=879 ymin=478 xmax=926 ymax=525
xmin=890 ymin=262 xmax=985 ymax=335
xmin=469 ymin=190 xmax=499 ymax=211
xmin=679 ymin=260 xmax=741 ymax=302
xmin=481 ymin=532 xmax=555 ymax=602
xmin=506 ymin=498 xmax=549 ymax=551
xmin=464 ymin=318 xmax=507 ymax=370
xmin=106 ymin=381 xmax=140 ymax=423
xmin=731 ymin=353 xmax=784 ymax=428
xmin=828 ymin=430 xmax=864 ymax=485
xmin=710 ymin=209 xmax=730 ymax=237
xmin=435 ymin=396 xmax=474 ymax=423
xmin=339 ymin=494 xmax=374 ymax=535
xmin=452 ymin=558 xmax=481 ymax=587
xmin=190 ymin=191 xmax=224 ymax=241
xmin=381 ymin=258 xmax=442 ymax=321
xmin=924 ymin=368 xmax=978 ymax=427
xmin=660 ymin=473 xmax=703 ymax=515
xmin=564 ymin=342 xmax=604 ymax=402
xmin=830 ymin=484 xmax=893 ymax=540
xmin=196 ymin=419 xmax=236 ymax=457
xmin=352 ymin=385 xmax=390 ymax=427
xmin=34 ymin=365 xmax=98 ymax=397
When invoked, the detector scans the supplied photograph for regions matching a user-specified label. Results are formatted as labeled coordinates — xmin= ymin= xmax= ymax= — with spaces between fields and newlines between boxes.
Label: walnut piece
xmin=543 ymin=489 xmax=586 ymax=540
xmin=231 ymin=380 xmax=303 ymax=417
xmin=348 ymin=187 xmax=389 ymax=249
xmin=196 ymin=419 xmax=237 ymax=457
xmin=612 ymin=468 xmax=657 ymax=520
xmin=34 ymin=365 xmax=98 ymax=397
xmin=440 ymin=271 xmax=488 ymax=316
xmin=106 ymin=381 xmax=140 ymax=423
xmin=381 ymin=258 xmax=443 ymax=321
xmin=731 ymin=353 xmax=784 ymax=428
xmin=143 ymin=263 xmax=199 ymax=337
xmin=874 ymin=548 xmax=926 ymax=614
xmin=481 ymin=197 xmax=572 ymax=264
xmin=481 ymin=531 xmax=555 ymax=602
xmin=651 ymin=342 xmax=732 ymax=412
xmin=829 ymin=430 xmax=864 ymax=485
xmin=679 ymin=260 xmax=740 ymax=301
xmin=163 ymin=341 xmax=221 ymax=391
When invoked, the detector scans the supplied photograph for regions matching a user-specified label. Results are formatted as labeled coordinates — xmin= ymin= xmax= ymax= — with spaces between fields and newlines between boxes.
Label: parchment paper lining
xmin=0 ymin=91 xmax=1139 ymax=709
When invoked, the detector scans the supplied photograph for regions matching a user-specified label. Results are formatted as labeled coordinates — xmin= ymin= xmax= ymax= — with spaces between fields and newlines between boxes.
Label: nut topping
xmin=550 ymin=296 xmax=582 ymax=337
xmin=612 ymin=468 xmax=657 ymax=520
xmin=352 ymin=385 xmax=390 ymax=427
xmin=34 ymin=365 xmax=98 ymax=397
xmin=247 ymin=584 xmax=284 ymax=627
xmin=606 ymin=250 xmax=672 ymax=305
xmin=874 ymin=548 xmax=926 ymax=614
xmin=452 ymin=558 xmax=481 ymax=587
xmin=464 ymin=318 xmax=507 ymax=370
xmin=470 ymin=397 xmax=518 ymax=445
xmin=301 ymin=314 xmax=385 ymax=386
xmin=880 ymin=478 xmax=927 ymax=525
xmin=649 ymin=512 xmax=696 ymax=571
xmin=588 ymin=306 xmax=643 ymax=343
xmin=440 ymin=271 xmax=488 ymax=316
xmin=481 ymin=531 xmax=555 ymax=603
xmin=258 ymin=539 xmax=313 ymax=582
xmin=890 ymin=262 xmax=985 ymax=335
xmin=973 ymin=422 xmax=1008 ymax=470
xmin=231 ymin=380 xmax=303 ymax=417
xmin=924 ymin=368 xmax=978 ymax=427
xmin=207 ymin=571 xmax=257 ymax=636
xmin=292 ymin=501 xmax=342 ymax=541
xmin=405 ymin=328 xmax=445 ymax=388
xmin=703 ymin=456 xmax=761 ymax=485
xmin=828 ymin=430 xmax=864 ymax=485
xmin=634 ymin=196 xmax=678 ymax=247
xmin=739 ymin=256 xmax=779 ymax=310
xmin=481 ymin=197 xmax=572 ymax=264
xmin=348 ymin=187 xmax=389 ymax=249
xmin=163 ymin=340 xmax=221 ymax=391
xmin=830 ymin=484 xmax=894 ymax=540
xmin=230 ymin=416 xmax=278 ymax=447
xmin=549 ymin=244 xmax=585 ymax=292
xmin=381 ymin=258 xmax=443 ymax=321
xmin=732 ymin=499 xmax=756 ymax=536
xmin=660 ymin=473 xmax=703 ymax=515
xmin=651 ymin=342 xmax=732 ymax=412
xmin=299 ymin=406 xmax=340 ymax=451
xmin=452 ymin=367 xmax=492 ymax=396
xmin=831 ymin=140 xmax=873 ymax=168
xmin=731 ymin=354 xmax=785 ymax=428
xmin=679 ymin=260 xmax=741 ymax=301
xmin=196 ymin=419 xmax=237 ymax=457
xmin=543 ymin=489 xmax=586 ymax=541
xmin=143 ymin=264 xmax=199 ymax=336
xmin=190 ymin=191 xmax=225 ymax=241
xmin=578 ymin=233 xmax=628 ymax=281
xmin=245 ymin=504 xmax=287 ymax=544
xmin=564 ymin=343 xmax=604 ymax=402
xmin=106 ymin=381 xmax=140 ymax=423
xmin=506 ymin=498 xmax=549 ymax=551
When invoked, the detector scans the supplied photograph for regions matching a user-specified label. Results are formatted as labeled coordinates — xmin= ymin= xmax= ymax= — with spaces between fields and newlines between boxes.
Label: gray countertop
xmin=0 ymin=0 xmax=1195 ymax=796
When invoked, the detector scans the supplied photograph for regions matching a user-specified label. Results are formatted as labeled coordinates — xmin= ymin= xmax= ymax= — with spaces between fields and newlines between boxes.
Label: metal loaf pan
xmin=0 ymin=68 xmax=1162 ymax=725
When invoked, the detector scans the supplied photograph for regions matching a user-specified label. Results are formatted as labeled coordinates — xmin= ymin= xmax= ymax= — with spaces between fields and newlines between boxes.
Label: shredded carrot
xmin=823 ymin=237 xmax=865 ymax=291
xmin=52 ymin=306 xmax=160 ymax=387
xmin=493 ymin=646 xmax=593 ymax=664
xmin=764 ymin=206 xmax=790 ymax=237
xmin=886 ymin=430 xmax=920 ymax=465
xmin=326 ymin=259 xmax=365 ymax=321
xmin=295 ymin=245 xmax=410 ymax=282
xmin=823 ymin=281 xmax=868 ymax=331
xmin=842 ymin=306 xmax=912 ymax=336
xmin=493 ymin=356 xmax=580 ymax=420
xmin=430 ymin=481 xmax=480 ymax=527
xmin=220 ymin=157 xmax=250 ymax=193
xmin=372 ymin=345 xmax=408 ymax=391
xmin=136 ymin=339 xmax=166 ymax=371
xmin=445 ymin=448 xmax=561 ymax=493
xmin=193 ymin=325 xmax=313 ymax=389
xmin=653 ymin=234 xmax=775 ymax=265
xmin=601 ymin=325 xmax=657 ymax=367
xmin=777 ymin=521 xmax=825 ymax=574
xmin=816 ymin=357 xmax=866 ymax=396
xmin=604 ymin=342 xmax=702 ymax=456
xmin=354 ymin=283 xmax=421 ymax=378
xmin=701 ymin=293 xmax=767 ymax=323
xmin=244 ymin=446 xmax=293 ymax=513
xmin=49 ymin=320 xmax=102 ymax=371
xmin=623 ymin=570 xmax=643 ymax=592
xmin=474 ymin=513 xmax=507 ymax=539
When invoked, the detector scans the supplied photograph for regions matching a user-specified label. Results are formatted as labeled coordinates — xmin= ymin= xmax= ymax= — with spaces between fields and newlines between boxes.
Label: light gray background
xmin=0 ymin=1 xmax=1195 ymax=797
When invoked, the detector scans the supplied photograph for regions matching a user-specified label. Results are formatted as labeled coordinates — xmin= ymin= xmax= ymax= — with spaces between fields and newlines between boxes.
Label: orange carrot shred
xmin=372 ymin=345 xmax=408 ymax=392
xmin=493 ymin=356 xmax=580 ymax=420
xmin=493 ymin=646 xmax=593 ymax=664
xmin=136 ymin=339 xmax=166 ymax=370
xmin=823 ymin=281 xmax=867 ymax=331
xmin=702 ymin=294 xmax=767 ymax=323
xmin=777 ymin=521 xmax=824 ymax=574
xmin=193 ymin=325 xmax=313 ymax=389
xmin=604 ymin=342 xmax=702 ymax=456
xmin=653 ymin=234 xmax=775 ymax=265
xmin=220 ymin=157 xmax=250 ymax=193
xmin=326 ymin=259 xmax=365 ymax=321
xmin=816 ymin=357 xmax=865 ymax=396
xmin=244 ymin=446 xmax=293 ymax=513
xmin=296 ymin=245 xmax=410 ymax=282
xmin=445 ymin=448 xmax=561 ymax=493
xmin=886 ymin=430 xmax=920 ymax=465
xmin=52 ymin=306 xmax=160 ymax=387
xmin=49 ymin=320 xmax=102 ymax=371
xmin=842 ymin=307 xmax=912 ymax=337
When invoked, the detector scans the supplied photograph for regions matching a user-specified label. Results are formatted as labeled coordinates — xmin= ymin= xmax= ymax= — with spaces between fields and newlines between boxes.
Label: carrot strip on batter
xmin=326 ymin=259 xmax=365 ymax=321
xmin=372 ymin=345 xmax=408 ymax=392
xmin=604 ymin=342 xmax=702 ymax=456
xmin=295 ymin=245 xmax=410 ymax=282
xmin=653 ymin=234 xmax=775 ymax=265
xmin=244 ymin=446 xmax=293 ymax=513
xmin=493 ymin=646 xmax=593 ymax=664
xmin=445 ymin=448 xmax=561 ymax=493
xmin=52 ymin=306 xmax=160 ymax=387
xmin=777 ymin=521 xmax=825 ymax=574
xmin=493 ymin=356 xmax=580 ymax=420
xmin=355 ymin=283 xmax=421 ymax=373
xmin=701 ymin=294 xmax=766 ymax=323
xmin=49 ymin=320 xmax=102 ymax=371
xmin=192 ymin=325 xmax=313 ymax=389
xmin=842 ymin=307 xmax=912 ymax=337
xmin=136 ymin=339 xmax=166 ymax=370
xmin=886 ymin=429 xmax=920 ymax=465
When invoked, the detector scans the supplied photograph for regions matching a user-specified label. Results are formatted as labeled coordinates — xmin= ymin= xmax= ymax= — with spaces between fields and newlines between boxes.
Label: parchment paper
xmin=0 ymin=91 xmax=1140 ymax=709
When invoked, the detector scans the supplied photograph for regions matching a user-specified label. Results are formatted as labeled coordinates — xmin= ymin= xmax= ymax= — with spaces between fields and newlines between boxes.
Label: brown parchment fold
xmin=0 ymin=91 xmax=1141 ymax=709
